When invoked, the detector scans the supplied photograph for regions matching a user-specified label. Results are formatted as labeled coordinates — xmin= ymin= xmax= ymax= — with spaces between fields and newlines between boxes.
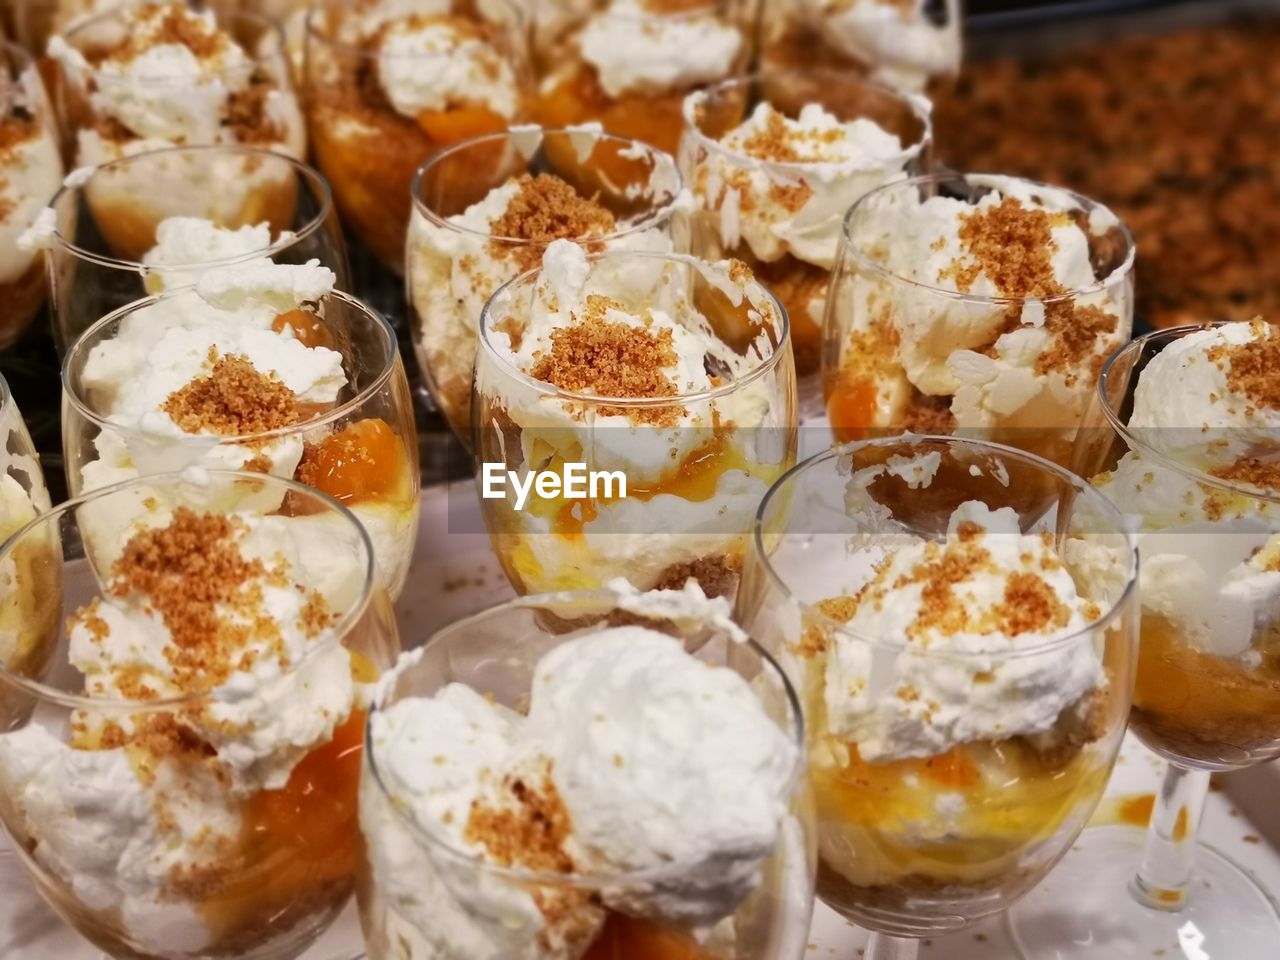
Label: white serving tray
xmin=4 ymin=478 xmax=1279 ymax=959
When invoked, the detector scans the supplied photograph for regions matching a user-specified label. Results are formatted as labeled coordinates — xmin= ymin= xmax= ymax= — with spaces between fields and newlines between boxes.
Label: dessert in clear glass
xmin=48 ymin=2 xmax=305 ymax=168
xmin=0 ymin=40 xmax=62 ymax=347
xmin=680 ymin=67 xmax=931 ymax=384
xmin=473 ymin=240 xmax=796 ymax=597
xmin=0 ymin=469 xmax=401 ymax=960
xmin=760 ymin=0 xmax=961 ymax=95
xmin=358 ymin=582 xmax=815 ymax=960
xmin=409 ymin=125 xmax=687 ymax=445
xmin=61 ymin=258 xmax=420 ymax=598
xmin=1009 ymin=320 xmax=1280 ymax=958
xmin=737 ymin=435 xmax=1139 ymax=960
xmin=26 ymin=143 xmax=347 ymax=354
xmin=532 ymin=0 xmax=752 ymax=157
xmin=0 ymin=371 xmax=48 ymax=557
xmin=304 ymin=0 xmax=530 ymax=272
xmin=824 ymin=172 xmax=1135 ymax=468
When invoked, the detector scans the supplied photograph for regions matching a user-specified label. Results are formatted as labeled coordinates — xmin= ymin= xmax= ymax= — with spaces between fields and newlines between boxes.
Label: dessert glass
xmin=473 ymin=248 xmax=797 ymax=598
xmin=0 ymin=371 xmax=49 ymax=544
xmin=532 ymin=0 xmax=753 ymax=157
xmin=358 ymin=587 xmax=815 ymax=960
xmin=760 ymin=0 xmax=962 ymax=95
xmin=0 ymin=40 xmax=63 ymax=348
xmin=824 ymin=172 xmax=1135 ymax=468
xmin=737 ymin=435 xmax=1139 ymax=960
xmin=304 ymin=0 xmax=531 ymax=272
xmin=679 ymin=68 xmax=932 ymax=384
xmin=38 ymin=144 xmax=348 ymax=353
xmin=62 ymin=286 xmax=419 ymax=598
xmin=409 ymin=126 xmax=687 ymax=446
xmin=1009 ymin=324 xmax=1280 ymax=958
xmin=51 ymin=4 xmax=305 ymax=166
xmin=0 ymin=469 xmax=400 ymax=960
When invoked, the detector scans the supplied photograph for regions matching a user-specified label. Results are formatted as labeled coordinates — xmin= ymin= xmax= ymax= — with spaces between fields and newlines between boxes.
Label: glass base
xmin=1007 ymin=826 xmax=1280 ymax=959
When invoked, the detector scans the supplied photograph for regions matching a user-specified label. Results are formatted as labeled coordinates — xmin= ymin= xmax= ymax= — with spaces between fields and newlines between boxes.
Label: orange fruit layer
xmin=416 ymin=106 xmax=508 ymax=145
xmin=274 ymin=309 xmax=336 ymax=351
xmin=297 ymin=418 xmax=408 ymax=506
xmin=583 ymin=914 xmax=718 ymax=960
xmin=533 ymin=68 xmax=685 ymax=157
xmin=826 ymin=368 xmax=879 ymax=443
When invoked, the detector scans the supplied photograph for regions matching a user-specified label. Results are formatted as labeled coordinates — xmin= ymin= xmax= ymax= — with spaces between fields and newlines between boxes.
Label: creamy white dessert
xmin=474 ymin=239 xmax=793 ymax=595
xmin=361 ymin=586 xmax=799 ymax=959
xmin=70 ymin=257 xmax=418 ymax=595
xmin=790 ymin=473 xmax=1115 ymax=898
xmin=0 ymin=505 xmax=371 ymax=955
xmin=682 ymin=96 xmax=923 ymax=372
xmin=410 ymin=127 xmax=682 ymax=439
xmin=831 ymin=176 xmax=1131 ymax=452
xmin=0 ymin=398 xmax=51 ymax=672
xmin=49 ymin=2 xmax=306 ymax=166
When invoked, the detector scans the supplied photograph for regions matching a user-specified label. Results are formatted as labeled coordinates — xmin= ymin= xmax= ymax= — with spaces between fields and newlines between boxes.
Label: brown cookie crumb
xmin=490 ymin=174 xmax=617 ymax=272
xmin=163 ymin=351 xmax=300 ymax=436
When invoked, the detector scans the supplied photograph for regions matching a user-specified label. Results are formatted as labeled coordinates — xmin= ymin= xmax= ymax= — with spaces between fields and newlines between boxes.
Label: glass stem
xmin=1131 ymin=761 xmax=1211 ymax=911
xmin=865 ymin=933 xmax=920 ymax=960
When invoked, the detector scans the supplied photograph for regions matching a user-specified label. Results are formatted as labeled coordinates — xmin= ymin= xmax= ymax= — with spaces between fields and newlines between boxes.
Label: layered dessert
xmin=474 ymin=239 xmax=795 ymax=597
xmin=360 ymin=587 xmax=802 ymax=959
xmin=533 ymin=0 xmax=748 ymax=156
xmin=1092 ymin=320 xmax=1280 ymax=767
xmin=68 ymin=258 xmax=419 ymax=595
xmin=0 ymin=502 xmax=381 ymax=956
xmin=762 ymin=0 xmax=961 ymax=94
xmin=49 ymin=2 xmax=305 ymax=167
xmin=305 ymin=0 xmax=527 ymax=269
xmin=827 ymin=175 xmax=1132 ymax=466
xmin=682 ymin=91 xmax=925 ymax=375
xmin=0 ymin=54 xmax=62 ymax=346
xmin=789 ymin=483 xmax=1116 ymax=918
xmin=410 ymin=126 xmax=683 ymax=441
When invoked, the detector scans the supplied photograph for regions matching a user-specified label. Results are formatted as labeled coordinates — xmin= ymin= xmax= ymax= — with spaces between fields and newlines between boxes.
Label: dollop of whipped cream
xmin=141 ymin=216 xmax=284 ymax=292
xmin=688 ymin=98 xmax=916 ymax=270
xmin=578 ymin=0 xmax=742 ymax=98
xmin=77 ymin=258 xmax=343 ymax=486
xmin=372 ymin=13 xmax=520 ymax=120
xmin=812 ymin=499 xmax=1106 ymax=762
xmin=0 ymin=69 xmax=64 ymax=284
xmin=364 ymin=602 xmax=797 ymax=958
xmin=845 ymin=175 xmax=1128 ymax=429
xmin=1093 ymin=319 xmax=1280 ymax=660
xmin=796 ymin=0 xmax=960 ymax=92
xmin=0 ymin=506 xmax=366 ymax=953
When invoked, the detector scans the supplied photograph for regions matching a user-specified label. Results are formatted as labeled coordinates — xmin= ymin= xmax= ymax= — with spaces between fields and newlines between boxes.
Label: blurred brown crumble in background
xmin=934 ymin=23 xmax=1280 ymax=329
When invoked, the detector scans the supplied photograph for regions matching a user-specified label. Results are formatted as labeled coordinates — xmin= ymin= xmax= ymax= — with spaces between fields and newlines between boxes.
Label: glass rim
xmin=841 ymin=171 xmax=1137 ymax=306
xmin=62 ymin=287 xmax=398 ymax=446
xmin=43 ymin=144 xmax=334 ymax=272
xmin=62 ymin=5 xmax=287 ymax=83
xmin=680 ymin=69 xmax=933 ymax=176
xmin=476 ymin=249 xmax=792 ymax=408
xmin=752 ymin=434 xmax=1140 ymax=659
xmin=0 ymin=468 xmax=377 ymax=711
xmin=410 ymin=126 xmax=685 ymax=245
xmin=365 ymin=587 xmax=806 ymax=888
xmin=304 ymin=0 xmax=526 ymax=60
xmin=1098 ymin=321 xmax=1280 ymax=506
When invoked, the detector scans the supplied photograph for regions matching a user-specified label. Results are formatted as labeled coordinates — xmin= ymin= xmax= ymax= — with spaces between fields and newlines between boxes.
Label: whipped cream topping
xmin=49 ymin=3 xmax=304 ymax=163
xmin=802 ymin=498 xmax=1106 ymax=762
xmin=795 ymin=0 xmax=960 ymax=93
xmin=0 ymin=69 xmax=64 ymax=285
xmin=411 ymin=160 xmax=678 ymax=420
xmin=578 ymin=0 xmax=742 ymax=98
xmin=141 ymin=216 xmax=284 ymax=292
xmin=1093 ymin=321 xmax=1280 ymax=660
xmin=686 ymin=98 xmax=917 ymax=270
xmin=373 ymin=14 xmax=520 ymax=120
xmin=363 ymin=606 xmax=797 ymax=957
xmin=77 ymin=259 xmax=342 ymax=486
xmin=0 ymin=507 xmax=366 ymax=953
xmin=844 ymin=175 xmax=1129 ymax=430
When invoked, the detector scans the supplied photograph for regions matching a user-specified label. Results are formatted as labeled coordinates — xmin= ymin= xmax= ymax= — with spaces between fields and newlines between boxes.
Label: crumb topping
xmin=490 ymin=174 xmax=617 ymax=272
xmin=1208 ymin=326 xmax=1280 ymax=411
xmin=464 ymin=761 xmax=576 ymax=873
xmin=1210 ymin=457 xmax=1280 ymax=492
xmin=84 ymin=3 xmax=230 ymax=67
xmin=528 ymin=302 xmax=683 ymax=425
xmin=163 ymin=350 xmax=300 ymax=436
xmin=995 ymin=571 xmax=1072 ymax=637
xmin=941 ymin=197 xmax=1065 ymax=298
xmin=735 ymin=108 xmax=846 ymax=164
